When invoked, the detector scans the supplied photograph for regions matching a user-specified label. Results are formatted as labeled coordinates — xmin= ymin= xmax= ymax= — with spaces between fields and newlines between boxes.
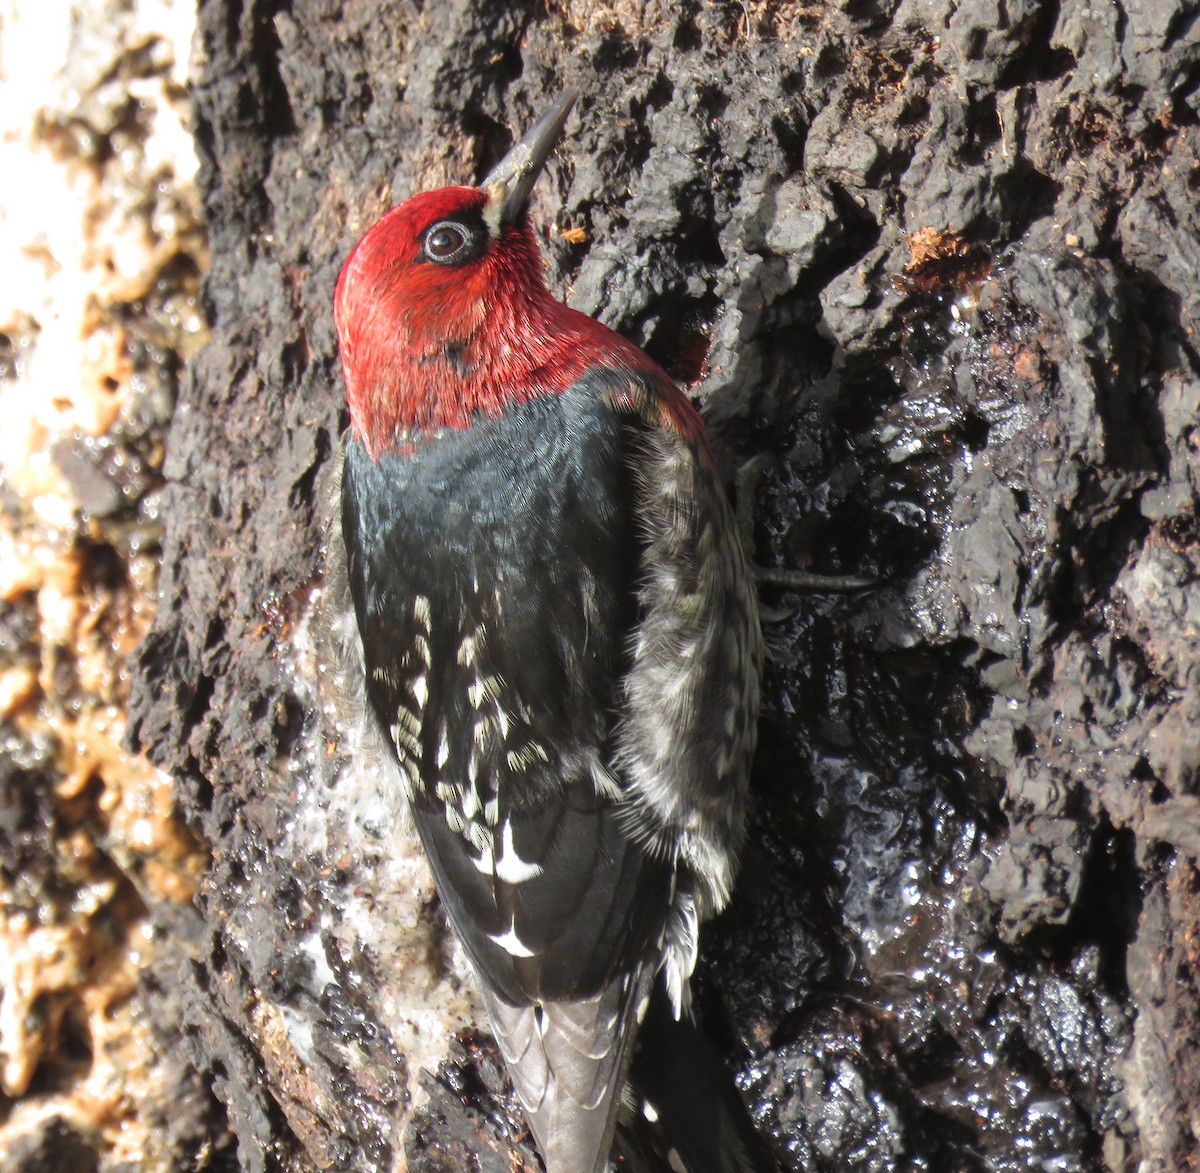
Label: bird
xmin=323 ymin=87 xmax=765 ymax=1173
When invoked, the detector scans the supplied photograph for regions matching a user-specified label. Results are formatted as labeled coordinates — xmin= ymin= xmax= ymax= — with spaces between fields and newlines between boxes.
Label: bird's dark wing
xmin=339 ymin=368 xmax=760 ymax=1172
xmin=339 ymin=383 xmax=673 ymax=1172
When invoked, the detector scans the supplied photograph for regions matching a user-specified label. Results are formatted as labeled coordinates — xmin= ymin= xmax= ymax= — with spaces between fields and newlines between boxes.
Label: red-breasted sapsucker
xmin=324 ymin=89 xmax=765 ymax=1173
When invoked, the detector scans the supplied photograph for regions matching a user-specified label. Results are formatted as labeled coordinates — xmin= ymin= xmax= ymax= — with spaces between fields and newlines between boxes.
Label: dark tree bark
xmin=130 ymin=1 xmax=1200 ymax=1169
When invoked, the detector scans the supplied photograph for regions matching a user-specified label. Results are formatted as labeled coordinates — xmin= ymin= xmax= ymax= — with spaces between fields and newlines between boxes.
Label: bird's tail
xmin=482 ymin=972 xmax=777 ymax=1173
xmin=622 ymin=983 xmax=779 ymax=1173
xmin=480 ymin=967 xmax=654 ymax=1173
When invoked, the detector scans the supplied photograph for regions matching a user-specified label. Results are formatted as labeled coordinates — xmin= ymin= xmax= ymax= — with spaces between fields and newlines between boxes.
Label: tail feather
xmin=479 ymin=966 xmax=654 ymax=1173
xmin=626 ymin=983 xmax=779 ymax=1173
xmin=484 ymin=991 xmax=551 ymax=1111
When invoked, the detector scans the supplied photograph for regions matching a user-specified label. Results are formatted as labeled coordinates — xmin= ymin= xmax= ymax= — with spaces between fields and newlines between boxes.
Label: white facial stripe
xmin=482 ymin=182 xmax=506 ymax=238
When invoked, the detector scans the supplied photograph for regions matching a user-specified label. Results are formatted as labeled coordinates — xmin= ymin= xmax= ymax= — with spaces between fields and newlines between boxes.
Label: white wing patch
xmin=489 ymin=918 xmax=537 ymax=958
xmin=495 ymin=819 xmax=543 ymax=884
xmin=411 ymin=672 xmax=428 ymax=708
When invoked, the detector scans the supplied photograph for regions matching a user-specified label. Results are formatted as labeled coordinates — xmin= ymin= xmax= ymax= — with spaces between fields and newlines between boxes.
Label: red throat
xmin=334 ymin=187 xmax=703 ymax=459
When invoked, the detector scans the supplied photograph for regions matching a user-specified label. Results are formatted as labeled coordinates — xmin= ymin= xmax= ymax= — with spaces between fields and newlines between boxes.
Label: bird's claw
xmin=737 ymin=456 xmax=879 ymax=612
xmin=753 ymin=566 xmax=880 ymax=592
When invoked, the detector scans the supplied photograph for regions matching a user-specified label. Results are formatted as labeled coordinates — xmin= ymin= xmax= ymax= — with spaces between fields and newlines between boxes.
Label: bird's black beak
xmin=481 ymin=87 xmax=580 ymax=231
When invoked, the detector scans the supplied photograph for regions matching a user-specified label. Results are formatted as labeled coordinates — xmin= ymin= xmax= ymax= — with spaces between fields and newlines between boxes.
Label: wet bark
xmin=129 ymin=1 xmax=1200 ymax=1169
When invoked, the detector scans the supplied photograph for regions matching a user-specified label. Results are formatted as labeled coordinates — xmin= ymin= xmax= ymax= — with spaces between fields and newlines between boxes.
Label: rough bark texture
xmin=128 ymin=1 xmax=1200 ymax=1170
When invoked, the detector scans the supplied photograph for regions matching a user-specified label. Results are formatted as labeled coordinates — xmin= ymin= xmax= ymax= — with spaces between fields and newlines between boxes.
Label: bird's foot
xmin=737 ymin=454 xmax=880 ymax=619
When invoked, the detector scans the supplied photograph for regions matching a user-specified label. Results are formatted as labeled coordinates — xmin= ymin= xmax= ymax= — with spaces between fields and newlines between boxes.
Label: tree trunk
xmin=129 ymin=1 xmax=1200 ymax=1169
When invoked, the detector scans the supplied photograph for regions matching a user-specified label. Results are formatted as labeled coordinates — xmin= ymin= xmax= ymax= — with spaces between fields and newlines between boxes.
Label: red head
xmin=334 ymin=90 xmax=696 ymax=458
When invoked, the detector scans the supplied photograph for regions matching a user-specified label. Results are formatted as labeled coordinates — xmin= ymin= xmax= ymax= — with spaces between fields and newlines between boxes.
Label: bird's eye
xmin=424 ymin=221 xmax=471 ymax=263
